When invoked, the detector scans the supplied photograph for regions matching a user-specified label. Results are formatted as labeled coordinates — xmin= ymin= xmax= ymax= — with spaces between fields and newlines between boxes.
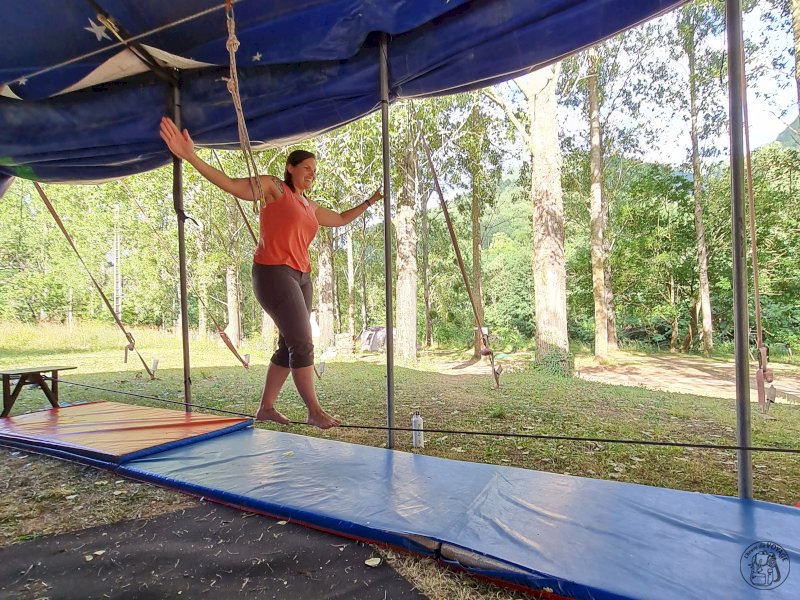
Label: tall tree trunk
xmin=470 ymin=107 xmax=486 ymax=360
xmin=471 ymin=178 xmax=485 ymax=359
xmin=195 ymin=223 xmax=208 ymax=339
xmin=113 ymin=204 xmax=122 ymax=319
xmin=521 ymin=66 xmax=570 ymax=373
xmin=67 ymin=288 xmax=74 ymax=330
xmin=333 ymin=254 xmax=341 ymax=333
xmin=224 ymin=264 xmax=242 ymax=346
xmin=347 ymin=228 xmax=355 ymax=339
xmin=317 ymin=229 xmax=335 ymax=353
xmin=395 ymin=125 xmax=419 ymax=361
xmin=686 ymin=29 xmax=714 ymax=353
xmin=223 ymin=191 xmax=243 ymax=346
xmin=588 ymin=47 xmax=609 ymax=362
xmin=421 ymin=192 xmax=433 ymax=348
xmin=174 ymin=282 xmax=182 ymax=338
xmin=360 ymin=220 xmax=369 ymax=332
xmin=605 ymin=263 xmax=619 ymax=349
xmin=197 ymin=280 xmax=208 ymax=340
xmin=261 ymin=312 xmax=276 ymax=354
xmin=669 ymin=275 xmax=679 ymax=353
xmin=360 ymin=258 xmax=368 ymax=331
xmin=681 ymin=296 xmax=700 ymax=353
xmin=602 ymin=153 xmax=617 ymax=349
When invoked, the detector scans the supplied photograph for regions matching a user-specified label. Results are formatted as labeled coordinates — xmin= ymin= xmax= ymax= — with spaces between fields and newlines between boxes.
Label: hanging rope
xmin=48 ymin=377 xmax=800 ymax=455
xmin=224 ymin=0 xmax=266 ymax=212
xmin=32 ymin=183 xmax=155 ymax=379
xmin=122 ymin=183 xmax=249 ymax=369
xmin=412 ymin=105 xmax=501 ymax=389
xmin=222 ymin=5 xmax=330 ymax=376
xmin=740 ymin=46 xmax=774 ymax=414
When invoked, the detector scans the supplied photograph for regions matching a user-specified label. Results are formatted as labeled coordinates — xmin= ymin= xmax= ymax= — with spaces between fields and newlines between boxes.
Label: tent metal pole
xmin=726 ymin=0 xmax=752 ymax=499
xmin=172 ymin=82 xmax=192 ymax=411
xmin=379 ymin=33 xmax=395 ymax=449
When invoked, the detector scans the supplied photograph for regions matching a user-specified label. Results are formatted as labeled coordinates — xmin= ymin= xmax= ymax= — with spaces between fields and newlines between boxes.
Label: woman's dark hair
xmin=284 ymin=150 xmax=316 ymax=192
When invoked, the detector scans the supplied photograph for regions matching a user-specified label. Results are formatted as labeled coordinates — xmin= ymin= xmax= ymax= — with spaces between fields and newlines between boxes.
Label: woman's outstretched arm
xmin=160 ymin=116 xmax=280 ymax=202
xmin=314 ymin=189 xmax=383 ymax=227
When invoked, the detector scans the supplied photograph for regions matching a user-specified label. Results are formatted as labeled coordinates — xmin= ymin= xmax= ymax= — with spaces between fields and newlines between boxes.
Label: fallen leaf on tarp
xmin=281 ymin=451 xmax=294 ymax=457
xmin=93 ymin=550 xmax=106 ymax=556
xmin=84 ymin=555 xmax=93 ymax=562
xmin=365 ymin=557 xmax=382 ymax=567
xmin=277 ymin=521 xmax=287 ymax=525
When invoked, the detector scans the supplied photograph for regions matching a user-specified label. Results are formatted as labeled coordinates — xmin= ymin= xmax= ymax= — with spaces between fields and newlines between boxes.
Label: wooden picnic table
xmin=1 ymin=366 xmax=76 ymax=417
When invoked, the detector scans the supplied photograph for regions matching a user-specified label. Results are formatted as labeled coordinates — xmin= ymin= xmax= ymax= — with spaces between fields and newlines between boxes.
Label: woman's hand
xmin=160 ymin=116 xmax=196 ymax=161
xmin=367 ymin=188 xmax=384 ymax=206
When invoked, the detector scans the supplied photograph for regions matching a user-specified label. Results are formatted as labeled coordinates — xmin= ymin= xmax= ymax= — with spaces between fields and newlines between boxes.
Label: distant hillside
xmin=775 ymin=115 xmax=800 ymax=149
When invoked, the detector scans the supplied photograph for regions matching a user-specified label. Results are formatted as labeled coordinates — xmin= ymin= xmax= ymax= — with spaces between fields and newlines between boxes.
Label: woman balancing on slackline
xmin=160 ymin=117 xmax=382 ymax=429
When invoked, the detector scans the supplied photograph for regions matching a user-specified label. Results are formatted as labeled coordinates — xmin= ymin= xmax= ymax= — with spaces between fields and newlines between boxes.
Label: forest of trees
xmin=1 ymin=0 xmax=799 ymax=374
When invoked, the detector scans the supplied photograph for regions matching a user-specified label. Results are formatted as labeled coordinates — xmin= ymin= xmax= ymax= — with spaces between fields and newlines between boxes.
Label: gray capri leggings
xmin=252 ymin=263 xmax=314 ymax=369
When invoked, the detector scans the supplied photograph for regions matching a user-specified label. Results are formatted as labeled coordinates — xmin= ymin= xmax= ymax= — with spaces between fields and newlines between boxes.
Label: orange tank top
xmin=253 ymin=183 xmax=319 ymax=272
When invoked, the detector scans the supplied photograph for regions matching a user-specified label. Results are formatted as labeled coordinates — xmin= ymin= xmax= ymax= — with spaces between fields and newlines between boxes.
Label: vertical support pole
xmin=172 ymin=82 xmax=192 ymax=411
xmin=726 ymin=0 xmax=752 ymax=499
xmin=379 ymin=33 xmax=395 ymax=448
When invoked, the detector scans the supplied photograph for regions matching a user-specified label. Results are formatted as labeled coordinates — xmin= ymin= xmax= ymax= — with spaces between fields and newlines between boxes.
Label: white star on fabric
xmin=84 ymin=18 xmax=111 ymax=42
xmin=16 ymin=77 xmax=28 ymax=86
xmin=252 ymin=52 xmax=262 ymax=62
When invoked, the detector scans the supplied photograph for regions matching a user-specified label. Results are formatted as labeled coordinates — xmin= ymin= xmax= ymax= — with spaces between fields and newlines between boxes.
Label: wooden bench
xmin=1 ymin=366 xmax=76 ymax=418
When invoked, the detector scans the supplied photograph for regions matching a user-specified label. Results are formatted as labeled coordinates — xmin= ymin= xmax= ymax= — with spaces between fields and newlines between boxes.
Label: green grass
xmin=1 ymin=321 xmax=799 ymax=506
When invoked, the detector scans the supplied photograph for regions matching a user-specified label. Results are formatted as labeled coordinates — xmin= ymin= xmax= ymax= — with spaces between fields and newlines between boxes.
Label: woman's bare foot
xmin=255 ymin=406 xmax=290 ymax=425
xmin=306 ymin=409 xmax=341 ymax=429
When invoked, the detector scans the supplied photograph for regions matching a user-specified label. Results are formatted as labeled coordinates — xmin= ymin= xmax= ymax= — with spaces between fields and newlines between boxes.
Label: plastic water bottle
xmin=411 ymin=411 xmax=424 ymax=448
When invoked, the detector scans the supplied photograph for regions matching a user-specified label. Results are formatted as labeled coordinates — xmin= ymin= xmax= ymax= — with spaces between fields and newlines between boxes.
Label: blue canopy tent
xmin=1 ymin=1 xmax=690 ymax=181
xmin=0 ymin=0 xmax=754 ymax=496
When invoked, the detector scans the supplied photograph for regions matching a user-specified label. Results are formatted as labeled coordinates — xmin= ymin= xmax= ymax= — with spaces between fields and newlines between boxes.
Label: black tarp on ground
xmin=0 ymin=504 xmax=429 ymax=600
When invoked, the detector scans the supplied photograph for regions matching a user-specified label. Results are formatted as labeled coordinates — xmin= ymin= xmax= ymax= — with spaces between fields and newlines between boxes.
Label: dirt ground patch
xmin=350 ymin=349 xmax=800 ymax=407
xmin=575 ymin=351 xmax=800 ymax=405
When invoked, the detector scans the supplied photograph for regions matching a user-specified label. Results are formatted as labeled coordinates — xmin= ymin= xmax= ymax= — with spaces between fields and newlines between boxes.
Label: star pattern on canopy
xmin=84 ymin=18 xmax=111 ymax=42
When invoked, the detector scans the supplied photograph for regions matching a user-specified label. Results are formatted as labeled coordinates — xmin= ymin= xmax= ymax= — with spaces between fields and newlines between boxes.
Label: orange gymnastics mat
xmin=0 ymin=401 xmax=252 ymax=465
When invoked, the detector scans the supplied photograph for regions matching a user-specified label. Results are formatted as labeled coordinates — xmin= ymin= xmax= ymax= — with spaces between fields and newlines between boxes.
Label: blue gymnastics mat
xmin=119 ymin=427 xmax=800 ymax=600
